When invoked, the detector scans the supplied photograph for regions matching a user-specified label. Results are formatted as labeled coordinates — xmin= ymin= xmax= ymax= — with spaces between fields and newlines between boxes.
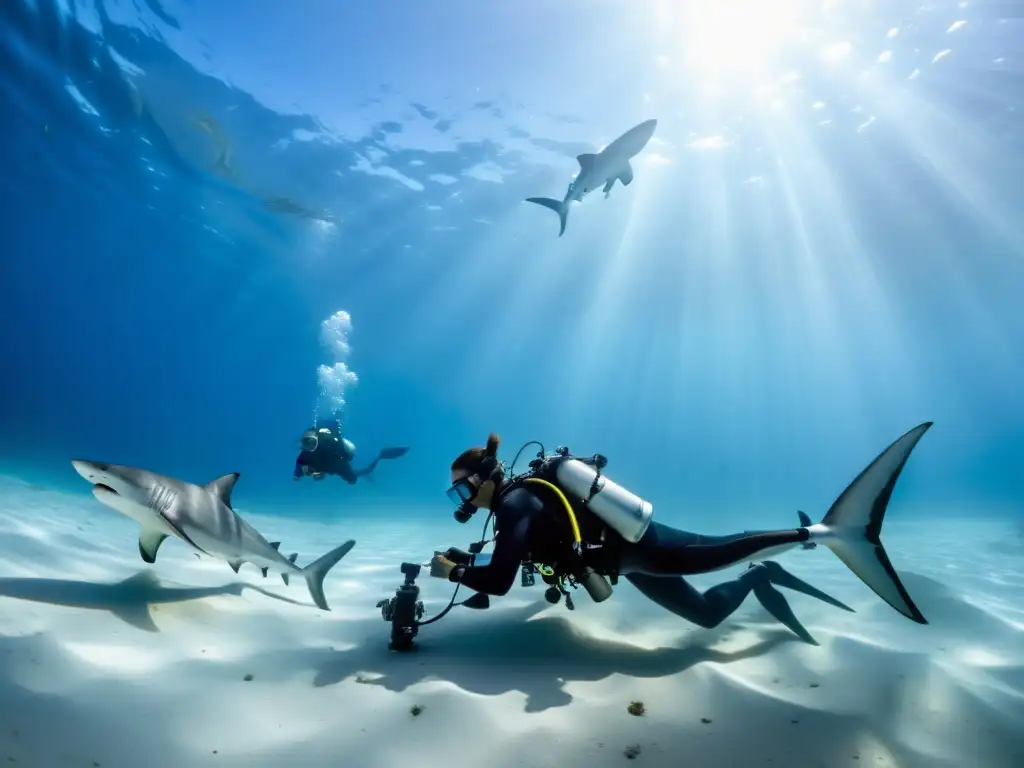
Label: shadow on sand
xmin=0 ymin=569 xmax=306 ymax=632
xmin=288 ymin=605 xmax=800 ymax=712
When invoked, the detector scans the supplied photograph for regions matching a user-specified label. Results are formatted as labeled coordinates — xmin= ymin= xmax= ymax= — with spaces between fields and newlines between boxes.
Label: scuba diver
xmin=293 ymin=415 xmax=410 ymax=485
xmin=428 ymin=425 xmax=933 ymax=645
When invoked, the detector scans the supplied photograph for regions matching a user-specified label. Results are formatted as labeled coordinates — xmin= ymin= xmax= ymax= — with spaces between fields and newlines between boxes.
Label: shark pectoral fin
xmin=576 ymin=152 xmax=597 ymax=171
xmin=206 ymin=473 xmax=240 ymax=508
xmin=228 ymin=559 xmax=243 ymax=574
xmin=618 ymin=162 xmax=634 ymax=186
xmin=138 ymin=529 xmax=169 ymax=564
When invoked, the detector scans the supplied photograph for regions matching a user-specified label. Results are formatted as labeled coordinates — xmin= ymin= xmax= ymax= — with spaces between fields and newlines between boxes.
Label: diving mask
xmin=448 ymin=476 xmax=480 ymax=524
xmin=446 ymin=476 xmax=478 ymax=506
xmin=301 ymin=429 xmax=319 ymax=452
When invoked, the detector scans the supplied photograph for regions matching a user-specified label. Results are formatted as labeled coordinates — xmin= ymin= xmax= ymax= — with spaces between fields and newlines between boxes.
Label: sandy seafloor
xmin=0 ymin=474 xmax=1022 ymax=768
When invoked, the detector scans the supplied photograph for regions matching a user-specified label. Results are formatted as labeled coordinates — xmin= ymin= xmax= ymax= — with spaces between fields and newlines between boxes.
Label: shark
xmin=71 ymin=460 xmax=355 ymax=611
xmin=526 ymin=118 xmax=658 ymax=236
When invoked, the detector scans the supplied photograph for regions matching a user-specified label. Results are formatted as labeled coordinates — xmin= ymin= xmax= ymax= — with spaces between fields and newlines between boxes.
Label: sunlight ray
xmin=761 ymin=119 xmax=868 ymax=422
xmin=858 ymin=79 xmax=1024 ymax=262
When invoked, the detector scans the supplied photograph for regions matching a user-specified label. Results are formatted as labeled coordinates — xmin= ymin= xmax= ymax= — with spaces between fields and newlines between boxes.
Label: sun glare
xmin=676 ymin=0 xmax=809 ymax=80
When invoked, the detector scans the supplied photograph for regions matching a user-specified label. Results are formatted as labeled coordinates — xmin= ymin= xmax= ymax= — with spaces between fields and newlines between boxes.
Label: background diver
xmin=293 ymin=415 xmax=409 ymax=485
xmin=429 ymin=425 xmax=932 ymax=645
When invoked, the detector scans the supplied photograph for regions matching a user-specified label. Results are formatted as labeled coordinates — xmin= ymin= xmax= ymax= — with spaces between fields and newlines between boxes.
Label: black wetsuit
xmin=450 ymin=481 xmax=815 ymax=633
xmin=294 ymin=441 xmax=361 ymax=484
xmin=294 ymin=424 xmax=410 ymax=486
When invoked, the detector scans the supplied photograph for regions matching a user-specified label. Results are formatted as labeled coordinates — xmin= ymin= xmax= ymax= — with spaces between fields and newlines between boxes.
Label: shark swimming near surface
xmin=526 ymin=118 xmax=658 ymax=236
xmin=71 ymin=460 xmax=354 ymax=611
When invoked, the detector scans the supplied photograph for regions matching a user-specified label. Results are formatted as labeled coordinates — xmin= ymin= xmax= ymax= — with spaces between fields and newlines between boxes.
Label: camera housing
xmin=376 ymin=562 xmax=425 ymax=651
xmin=400 ymin=562 xmax=422 ymax=581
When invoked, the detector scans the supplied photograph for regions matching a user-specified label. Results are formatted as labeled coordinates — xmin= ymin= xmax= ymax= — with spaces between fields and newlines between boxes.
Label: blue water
xmin=2 ymin=0 xmax=1024 ymax=524
xmin=4 ymin=3 xmax=1024 ymax=767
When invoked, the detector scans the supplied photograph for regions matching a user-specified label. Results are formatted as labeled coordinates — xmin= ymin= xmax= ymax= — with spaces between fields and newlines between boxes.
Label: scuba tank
xmin=341 ymin=438 xmax=356 ymax=460
xmin=553 ymin=454 xmax=654 ymax=544
xmin=502 ymin=441 xmax=656 ymax=609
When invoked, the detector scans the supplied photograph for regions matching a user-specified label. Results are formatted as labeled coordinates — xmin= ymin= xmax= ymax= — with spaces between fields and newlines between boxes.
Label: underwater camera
xmin=376 ymin=554 xmax=490 ymax=652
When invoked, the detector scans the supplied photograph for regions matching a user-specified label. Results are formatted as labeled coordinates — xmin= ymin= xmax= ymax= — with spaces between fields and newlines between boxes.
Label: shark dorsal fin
xmin=206 ymin=473 xmax=240 ymax=507
xmin=576 ymin=152 xmax=597 ymax=171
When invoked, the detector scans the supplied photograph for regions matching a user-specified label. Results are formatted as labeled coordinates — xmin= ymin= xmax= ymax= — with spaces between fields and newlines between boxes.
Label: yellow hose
xmin=525 ymin=477 xmax=583 ymax=545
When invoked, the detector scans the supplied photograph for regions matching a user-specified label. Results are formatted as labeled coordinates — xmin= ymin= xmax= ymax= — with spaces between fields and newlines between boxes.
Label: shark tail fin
xmin=301 ymin=540 xmax=356 ymax=611
xmin=525 ymin=197 xmax=569 ymax=237
xmin=810 ymin=422 xmax=932 ymax=624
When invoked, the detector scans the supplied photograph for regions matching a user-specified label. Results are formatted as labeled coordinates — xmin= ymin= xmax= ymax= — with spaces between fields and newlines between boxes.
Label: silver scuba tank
xmin=341 ymin=438 xmax=356 ymax=459
xmin=554 ymin=458 xmax=653 ymax=543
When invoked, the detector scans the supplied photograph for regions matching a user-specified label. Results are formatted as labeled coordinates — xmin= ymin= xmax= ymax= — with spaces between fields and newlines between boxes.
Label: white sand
xmin=1 ymin=474 xmax=1022 ymax=767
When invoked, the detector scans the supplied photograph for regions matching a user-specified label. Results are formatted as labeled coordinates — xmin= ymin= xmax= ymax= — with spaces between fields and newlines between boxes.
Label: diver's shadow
xmin=0 ymin=569 xmax=306 ymax=632
xmin=308 ymin=605 xmax=799 ymax=713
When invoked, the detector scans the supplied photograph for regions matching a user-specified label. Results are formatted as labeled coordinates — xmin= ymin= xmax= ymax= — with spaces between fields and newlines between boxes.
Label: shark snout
xmin=71 ymin=459 xmax=106 ymax=481
xmin=636 ymin=118 xmax=658 ymax=141
xmin=71 ymin=460 xmax=120 ymax=497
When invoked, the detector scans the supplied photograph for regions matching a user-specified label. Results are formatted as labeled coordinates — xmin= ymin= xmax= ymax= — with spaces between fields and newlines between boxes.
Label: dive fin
xmin=810 ymin=422 xmax=932 ymax=624
xmin=761 ymin=561 xmax=853 ymax=612
xmin=206 ymin=473 xmax=240 ymax=508
xmin=525 ymin=197 xmax=569 ymax=237
xmin=618 ymin=161 xmax=634 ymax=186
xmin=751 ymin=580 xmax=818 ymax=645
xmin=300 ymin=540 xmax=356 ymax=611
xmin=138 ymin=529 xmax=169 ymax=564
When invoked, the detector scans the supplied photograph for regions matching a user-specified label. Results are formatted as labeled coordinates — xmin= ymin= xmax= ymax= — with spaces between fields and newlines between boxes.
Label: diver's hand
xmin=429 ymin=552 xmax=457 ymax=580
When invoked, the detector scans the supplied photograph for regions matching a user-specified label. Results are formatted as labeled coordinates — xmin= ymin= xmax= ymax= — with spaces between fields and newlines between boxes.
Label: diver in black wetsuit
xmin=293 ymin=416 xmax=410 ymax=485
xmin=429 ymin=427 xmax=933 ymax=645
